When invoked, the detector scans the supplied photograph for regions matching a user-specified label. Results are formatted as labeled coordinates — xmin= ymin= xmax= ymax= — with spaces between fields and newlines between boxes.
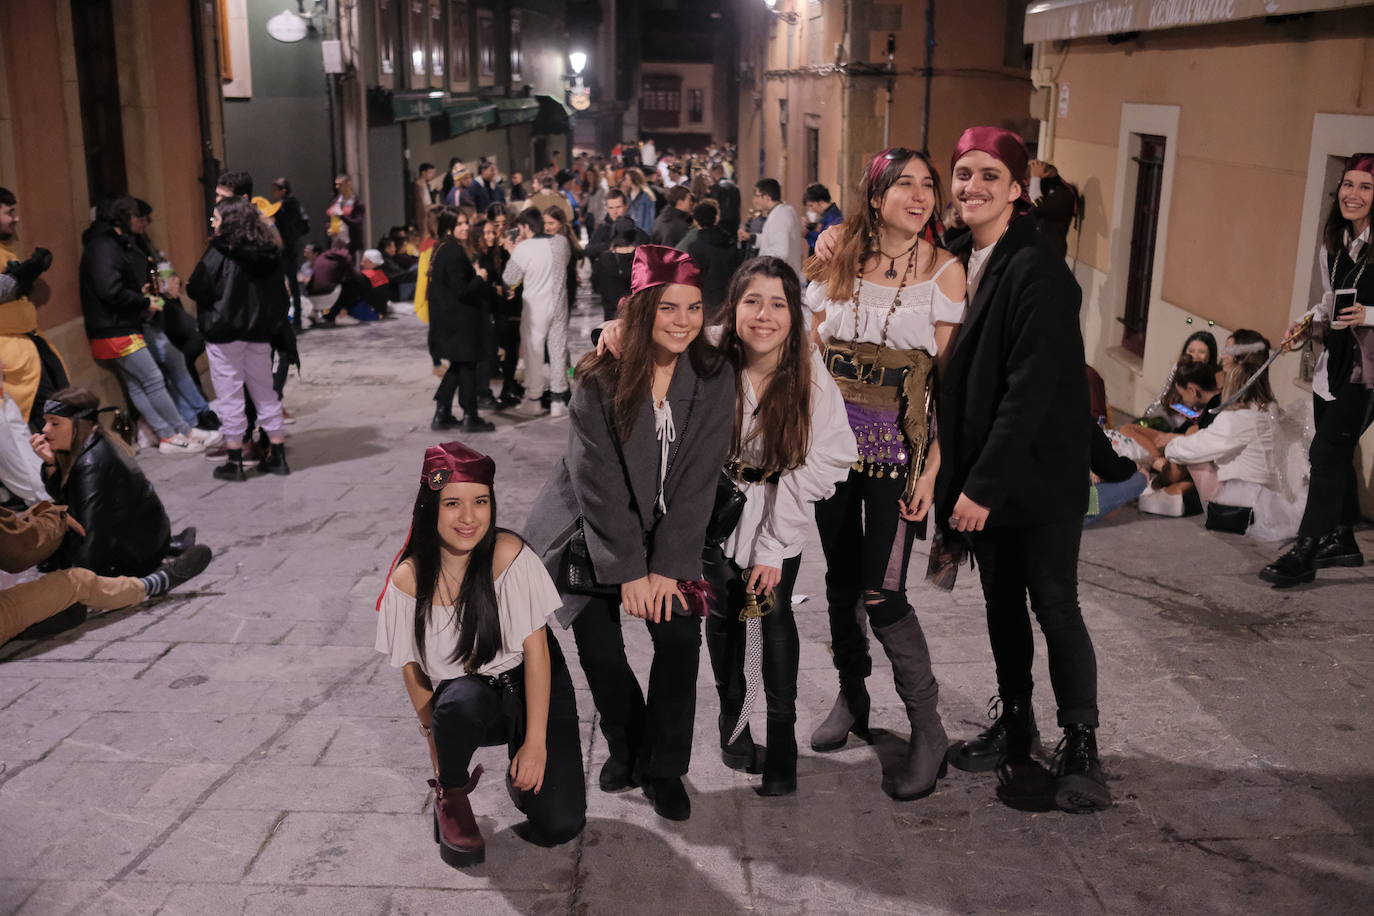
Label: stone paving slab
xmin=1 ymin=305 xmax=1371 ymax=915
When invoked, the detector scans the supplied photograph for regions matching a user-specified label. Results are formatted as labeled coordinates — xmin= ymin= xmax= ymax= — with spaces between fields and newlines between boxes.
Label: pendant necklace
xmin=877 ymin=236 xmax=920 ymax=280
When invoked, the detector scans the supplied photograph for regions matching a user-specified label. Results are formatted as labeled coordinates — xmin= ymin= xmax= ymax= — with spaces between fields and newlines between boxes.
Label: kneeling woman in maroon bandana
xmin=375 ymin=442 xmax=585 ymax=868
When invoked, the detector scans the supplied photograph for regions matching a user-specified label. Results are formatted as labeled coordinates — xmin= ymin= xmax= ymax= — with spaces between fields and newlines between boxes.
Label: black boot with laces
xmin=949 ymin=694 xmax=1038 ymax=773
xmin=1259 ymin=536 xmax=1318 ymax=587
xmin=1053 ymin=724 xmax=1111 ymax=813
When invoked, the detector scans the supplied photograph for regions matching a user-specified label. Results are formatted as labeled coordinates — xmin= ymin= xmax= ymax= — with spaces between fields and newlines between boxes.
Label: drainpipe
xmin=188 ymin=0 xmax=220 ymax=220
xmin=921 ymin=1 xmax=934 ymax=155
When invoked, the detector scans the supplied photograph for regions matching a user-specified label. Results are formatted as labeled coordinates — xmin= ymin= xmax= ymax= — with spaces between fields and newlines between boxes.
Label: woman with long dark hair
xmin=543 ymin=205 xmax=583 ymax=320
xmin=375 ymin=441 xmax=585 ymax=868
xmin=187 ymin=197 xmax=291 ymax=480
xmin=803 ymin=147 xmax=966 ymax=800
xmin=523 ymin=246 xmax=734 ymax=822
xmin=1263 ymin=153 xmax=1374 ymax=586
xmin=428 ymin=208 xmax=496 ymax=433
xmin=705 ymin=257 xmax=856 ymax=795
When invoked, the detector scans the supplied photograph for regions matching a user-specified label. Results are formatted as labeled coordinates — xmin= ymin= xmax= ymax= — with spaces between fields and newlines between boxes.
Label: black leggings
xmin=570 ymin=596 xmax=702 ymax=778
xmin=813 ymin=469 xmax=920 ymax=675
xmin=704 ymin=553 xmax=802 ymax=738
xmin=430 ymin=632 xmax=586 ymax=845
xmin=1299 ymin=384 xmax=1374 ymax=537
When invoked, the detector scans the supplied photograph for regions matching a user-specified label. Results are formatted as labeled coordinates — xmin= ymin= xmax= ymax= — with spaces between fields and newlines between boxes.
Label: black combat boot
xmin=1259 ymin=536 xmax=1318 ymax=587
xmin=1313 ymin=525 xmax=1363 ymax=569
xmin=1053 ymin=724 xmax=1111 ymax=813
xmin=949 ymin=694 xmax=1039 ymax=773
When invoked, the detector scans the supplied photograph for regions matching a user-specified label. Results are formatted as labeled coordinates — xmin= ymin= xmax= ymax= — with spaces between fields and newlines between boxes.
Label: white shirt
xmin=965 ymin=242 xmax=996 ymax=301
xmin=757 ymin=202 xmax=805 ymax=276
xmin=503 ymin=235 xmax=571 ymax=313
xmin=1164 ymin=405 xmax=1278 ymax=487
xmin=722 ymin=352 xmax=858 ymax=567
xmin=1312 ymin=226 xmax=1371 ymax=401
xmin=804 ymin=258 xmax=967 ymax=355
xmin=374 ymin=545 xmax=562 ymax=679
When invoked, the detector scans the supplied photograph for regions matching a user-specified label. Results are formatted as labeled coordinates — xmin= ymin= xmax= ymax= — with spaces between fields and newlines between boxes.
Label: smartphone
xmin=1332 ymin=288 xmax=1358 ymax=328
xmin=1169 ymin=402 xmax=1201 ymax=419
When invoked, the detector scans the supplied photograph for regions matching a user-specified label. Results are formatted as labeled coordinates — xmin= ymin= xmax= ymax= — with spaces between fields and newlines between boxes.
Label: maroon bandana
xmin=629 ymin=245 xmax=701 ymax=295
xmin=422 ymin=440 xmax=495 ymax=490
xmin=951 ymin=126 xmax=1032 ymax=204
xmin=1346 ymin=152 xmax=1374 ymax=178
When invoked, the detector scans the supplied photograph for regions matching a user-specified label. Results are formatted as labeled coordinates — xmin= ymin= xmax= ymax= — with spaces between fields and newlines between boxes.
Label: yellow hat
xmin=252 ymin=196 xmax=282 ymax=219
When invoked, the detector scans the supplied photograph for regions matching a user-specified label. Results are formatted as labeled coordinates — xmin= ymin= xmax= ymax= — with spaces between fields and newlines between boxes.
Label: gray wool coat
xmin=522 ymin=352 xmax=736 ymax=627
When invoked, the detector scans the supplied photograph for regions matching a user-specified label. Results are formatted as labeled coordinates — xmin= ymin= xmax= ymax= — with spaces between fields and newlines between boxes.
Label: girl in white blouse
xmin=803 ymin=147 xmax=967 ymax=801
xmin=375 ymin=442 xmax=584 ymax=868
xmin=704 ymin=257 xmax=857 ymax=796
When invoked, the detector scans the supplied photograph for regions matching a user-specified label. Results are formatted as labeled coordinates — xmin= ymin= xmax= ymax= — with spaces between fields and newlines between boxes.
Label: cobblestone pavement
xmin=1 ymin=297 xmax=1371 ymax=915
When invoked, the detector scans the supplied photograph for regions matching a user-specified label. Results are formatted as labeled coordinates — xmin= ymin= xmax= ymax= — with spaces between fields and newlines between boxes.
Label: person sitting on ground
xmin=359 ymin=248 xmax=392 ymax=320
xmin=1150 ymin=331 xmax=1302 ymax=539
xmin=1137 ymin=331 xmax=1218 ymax=430
xmin=0 ymin=498 xmax=212 ymax=645
xmin=307 ymin=238 xmax=369 ymax=325
xmin=29 ymin=388 xmax=196 ymax=578
xmin=378 ymin=237 xmax=417 ymax=301
xmin=1085 ymin=420 xmax=1148 ymax=527
xmin=0 ymin=377 xmax=49 ymax=506
xmin=1127 ymin=361 xmax=1219 ymax=516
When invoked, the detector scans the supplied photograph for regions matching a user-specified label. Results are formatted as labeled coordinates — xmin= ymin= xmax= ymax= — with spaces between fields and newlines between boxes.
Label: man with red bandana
xmin=935 ymin=127 xmax=1110 ymax=812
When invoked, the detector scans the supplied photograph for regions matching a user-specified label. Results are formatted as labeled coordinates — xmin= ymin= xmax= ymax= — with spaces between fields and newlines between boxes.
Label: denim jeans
xmin=1084 ymin=472 xmax=1148 ymax=527
xmin=143 ymin=326 xmax=208 ymax=427
xmin=114 ymin=344 xmax=190 ymax=439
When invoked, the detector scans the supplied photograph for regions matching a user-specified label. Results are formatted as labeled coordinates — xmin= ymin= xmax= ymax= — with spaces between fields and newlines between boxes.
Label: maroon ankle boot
xmin=429 ymin=765 xmax=485 ymax=867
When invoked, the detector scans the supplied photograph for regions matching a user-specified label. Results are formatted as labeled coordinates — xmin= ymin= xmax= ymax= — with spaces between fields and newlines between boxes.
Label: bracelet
xmin=418 ymin=722 xmax=432 ymax=737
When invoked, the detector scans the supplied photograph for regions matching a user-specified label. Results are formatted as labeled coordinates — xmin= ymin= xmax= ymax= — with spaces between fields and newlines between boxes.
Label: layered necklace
xmin=850 ymin=236 xmax=919 ymax=379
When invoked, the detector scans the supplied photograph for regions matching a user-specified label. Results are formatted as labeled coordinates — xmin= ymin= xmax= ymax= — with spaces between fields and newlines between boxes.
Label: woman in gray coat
xmin=523 ymin=246 xmax=733 ymax=823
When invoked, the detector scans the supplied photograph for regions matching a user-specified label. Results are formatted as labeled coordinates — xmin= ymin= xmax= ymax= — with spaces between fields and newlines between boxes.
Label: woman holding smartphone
xmin=524 ymin=246 xmax=734 ymax=822
xmin=1261 ymin=154 xmax=1374 ymax=587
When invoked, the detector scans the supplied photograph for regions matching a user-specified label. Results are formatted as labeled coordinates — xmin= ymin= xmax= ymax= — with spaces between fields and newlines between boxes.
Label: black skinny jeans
xmin=430 ymin=634 xmax=586 ymax=844
xmin=570 ymin=595 xmax=703 ymax=779
xmin=704 ymin=553 xmax=802 ymax=738
xmin=435 ymin=362 xmax=479 ymax=416
xmin=813 ymin=469 xmax=921 ymax=677
xmin=1299 ymin=384 xmax=1374 ymax=537
xmin=970 ymin=519 xmax=1099 ymax=728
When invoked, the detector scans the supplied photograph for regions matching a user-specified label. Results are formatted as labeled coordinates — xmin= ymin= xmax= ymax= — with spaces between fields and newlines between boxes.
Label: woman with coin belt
xmin=802 ymin=147 xmax=967 ymax=800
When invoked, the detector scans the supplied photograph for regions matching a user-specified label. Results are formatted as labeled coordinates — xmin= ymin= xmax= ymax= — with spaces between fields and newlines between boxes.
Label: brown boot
xmin=429 ymin=765 xmax=485 ymax=867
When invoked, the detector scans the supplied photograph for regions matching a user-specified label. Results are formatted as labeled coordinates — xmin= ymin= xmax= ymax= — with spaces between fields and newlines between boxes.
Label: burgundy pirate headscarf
xmin=1346 ymin=153 xmax=1374 ymax=177
xmin=630 ymin=245 xmax=701 ymax=295
xmin=375 ymin=441 xmax=496 ymax=610
xmin=951 ymin=126 xmax=1033 ymax=206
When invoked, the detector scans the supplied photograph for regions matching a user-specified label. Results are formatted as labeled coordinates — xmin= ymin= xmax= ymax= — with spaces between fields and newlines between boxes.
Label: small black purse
xmin=557 ymin=517 xmax=621 ymax=598
xmin=1204 ymin=502 xmax=1253 ymax=535
xmin=705 ymin=472 xmax=748 ymax=546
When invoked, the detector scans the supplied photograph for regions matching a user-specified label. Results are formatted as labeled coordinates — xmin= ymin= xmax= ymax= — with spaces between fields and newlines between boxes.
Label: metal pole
xmin=921 ymin=0 xmax=935 ymax=155
xmin=884 ymin=33 xmax=895 ymax=148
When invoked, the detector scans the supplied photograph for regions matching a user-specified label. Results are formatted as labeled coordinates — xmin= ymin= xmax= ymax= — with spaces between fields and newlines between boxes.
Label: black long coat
xmin=936 ymin=213 xmax=1090 ymax=528
xmin=428 ymin=240 xmax=493 ymax=364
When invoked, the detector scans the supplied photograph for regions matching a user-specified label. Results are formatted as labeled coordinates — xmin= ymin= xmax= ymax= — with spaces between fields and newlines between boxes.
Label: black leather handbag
xmin=1204 ymin=502 xmax=1253 ymax=535
xmin=557 ymin=517 xmax=621 ymax=598
xmin=705 ymin=472 xmax=748 ymax=546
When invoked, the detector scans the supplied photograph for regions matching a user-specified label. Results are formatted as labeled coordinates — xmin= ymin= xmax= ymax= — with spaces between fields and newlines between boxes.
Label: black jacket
xmin=1032 ymin=174 xmax=1077 ymax=260
xmin=687 ymin=226 xmax=744 ymax=318
xmin=79 ymin=222 xmax=150 ymax=340
xmin=428 ymin=240 xmax=492 ymax=363
xmin=274 ymin=196 xmax=310 ymax=251
xmin=585 ymin=221 xmax=650 ymax=260
xmin=936 ymin=214 xmax=1090 ymax=527
xmin=187 ymin=237 xmax=290 ymax=344
xmin=651 ymin=208 xmax=692 ymax=248
xmin=592 ymin=249 xmax=635 ymax=309
xmin=41 ymin=432 xmax=170 ymax=578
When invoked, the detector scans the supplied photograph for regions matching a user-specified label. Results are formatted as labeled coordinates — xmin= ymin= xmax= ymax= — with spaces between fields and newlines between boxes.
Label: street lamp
xmin=569 ymin=51 xmax=587 ymax=76
xmin=762 ymin=0 xmax=799 ymax=24
xmin=567 ymin=51 xmax=590 ymax=112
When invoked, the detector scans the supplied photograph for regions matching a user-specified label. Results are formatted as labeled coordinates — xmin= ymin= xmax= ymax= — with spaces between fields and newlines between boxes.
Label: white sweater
xmin=1164 ymin=405 xmax=1278 ymax=486
xmin=721 ymin=351 xmax=858 ymax=567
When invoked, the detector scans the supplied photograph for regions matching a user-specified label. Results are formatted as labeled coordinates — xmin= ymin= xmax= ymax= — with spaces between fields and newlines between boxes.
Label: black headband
xmin=42 ymin=400 xmax=114 ymax=421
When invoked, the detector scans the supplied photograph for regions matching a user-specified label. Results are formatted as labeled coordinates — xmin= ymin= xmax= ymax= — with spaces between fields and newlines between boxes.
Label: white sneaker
xmin=159 ymin=433 xmax=206 ymax=455
xmin=509 ymin=400 xmax=548 ymax=419
xmin=549 ymin=401 xmax=568 ymax=418
xmin=136 ymin=421 xmax=159 ymax=450
xmin=1138 ymin=485 xmax=1184 ymax=517
xmin=189 ymin=428 xmax=224 ymax=447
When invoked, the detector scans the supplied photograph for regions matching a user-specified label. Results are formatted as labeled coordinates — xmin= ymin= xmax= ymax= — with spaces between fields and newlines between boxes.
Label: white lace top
xmin=804 ymin=258 xmax=966 ymax=354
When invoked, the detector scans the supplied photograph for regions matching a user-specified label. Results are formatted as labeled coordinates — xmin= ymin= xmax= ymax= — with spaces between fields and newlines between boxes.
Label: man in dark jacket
xmin=936 ymin=127 xmax=1109 ymax=813
xmin=652 ymin=186 xmax=695 ymax=248
xmin=79 ymin=197 xmax=202 ymax=452
xmin=1028 ymin=159 xmax=1078 ymax=261
xmin=707 ymin=163 xmax=741 ymax=236
xmin=469 ymin=159 xmax=506 ymax=213
xmin=686 ymin=204 xmax=743 ymax=323
xmin=270 ymin=177 xmax=309 ymax=328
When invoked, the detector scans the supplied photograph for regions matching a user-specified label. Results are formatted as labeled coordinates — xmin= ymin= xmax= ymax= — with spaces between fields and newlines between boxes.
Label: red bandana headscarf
xmin=1346 ymin=152 xmax=1374 ymax=178
xmin=951 ymin=126 xmax=1032 ymax=206
xmin=630 ymin=245 xmax=701 ymax=295
xmin=375 ymin=441 xmax=496 ymax=610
